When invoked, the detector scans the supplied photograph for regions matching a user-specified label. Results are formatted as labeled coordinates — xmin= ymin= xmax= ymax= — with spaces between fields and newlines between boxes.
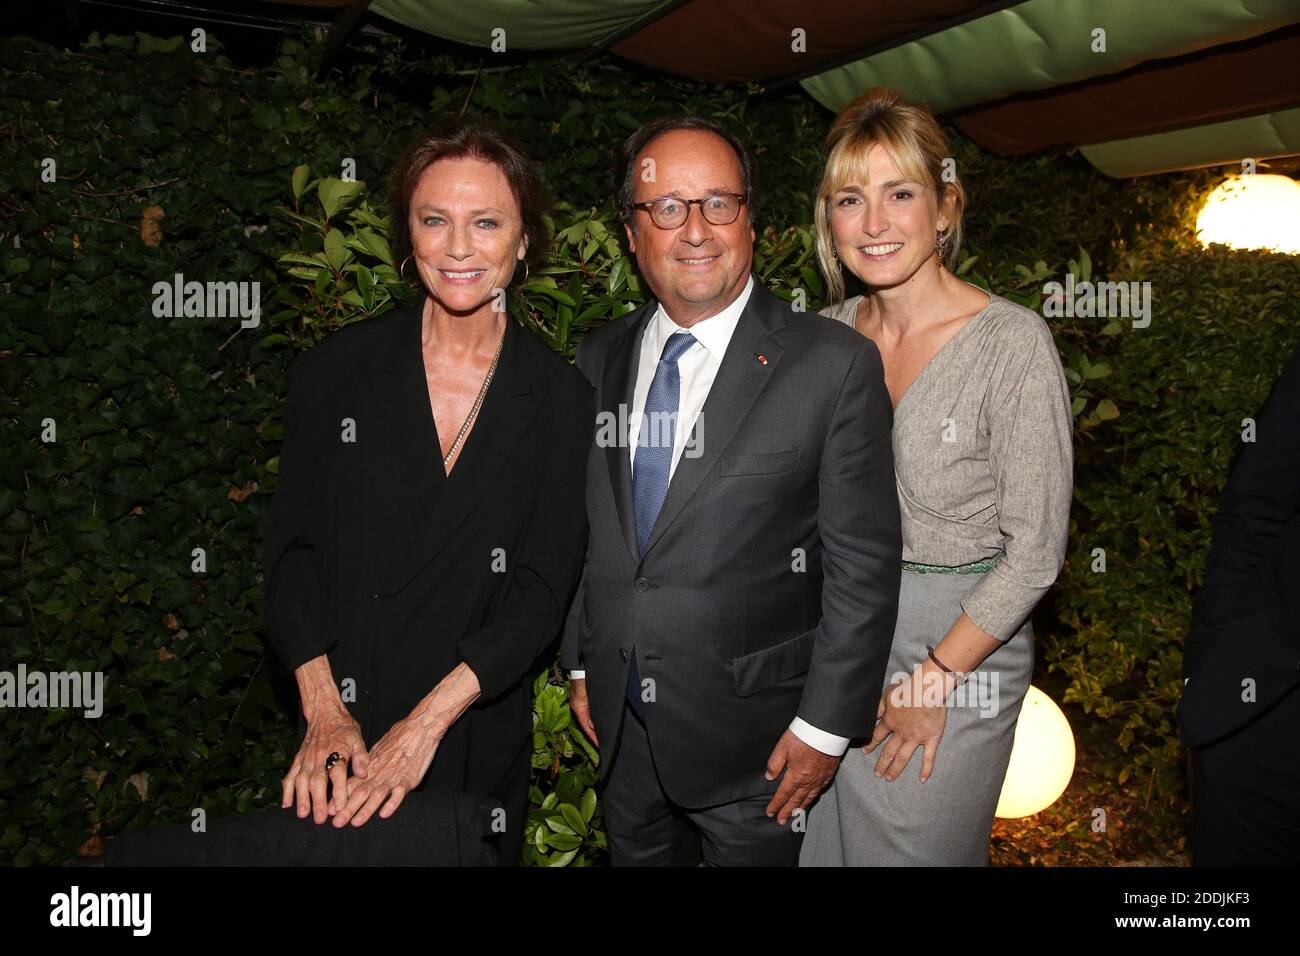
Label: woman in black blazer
xmin=262 ymin=116 xmax=593 ymax=865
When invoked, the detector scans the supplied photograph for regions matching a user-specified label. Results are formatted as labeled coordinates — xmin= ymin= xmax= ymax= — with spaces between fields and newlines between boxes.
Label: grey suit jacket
xmin=560 ymin=279 xmax=901 ymax=806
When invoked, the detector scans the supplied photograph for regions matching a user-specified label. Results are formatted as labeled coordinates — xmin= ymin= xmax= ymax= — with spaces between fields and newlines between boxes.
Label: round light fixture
xmin=1195 ymin=173 xmax=1300 ymax=254
xmin=995 ymin=685 xmax=1076 ymax=819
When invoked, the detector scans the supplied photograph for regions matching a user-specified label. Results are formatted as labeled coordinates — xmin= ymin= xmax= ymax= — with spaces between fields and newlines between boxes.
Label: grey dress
xmin=799 ymin=290 xmax=1073 ymax=866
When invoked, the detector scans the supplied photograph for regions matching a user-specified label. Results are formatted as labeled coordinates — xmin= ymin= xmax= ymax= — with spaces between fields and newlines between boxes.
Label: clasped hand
xmin=281 ymin=704 xmax=443 ymax=828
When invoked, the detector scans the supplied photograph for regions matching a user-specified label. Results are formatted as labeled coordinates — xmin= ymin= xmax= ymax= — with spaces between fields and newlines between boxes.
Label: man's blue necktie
xmin=626 ymin=329 xmax=696 ymax=719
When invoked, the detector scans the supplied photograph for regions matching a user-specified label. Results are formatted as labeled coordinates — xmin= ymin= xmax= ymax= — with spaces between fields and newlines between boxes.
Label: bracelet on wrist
xmin=926 ymin=645 xmax=970 ymax=685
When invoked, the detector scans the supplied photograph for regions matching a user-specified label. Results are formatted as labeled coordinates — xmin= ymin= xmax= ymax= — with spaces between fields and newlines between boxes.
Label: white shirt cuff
xmin=568 ymin=670 xmax=586 ymax=680
xmin=789 ymin=717 xmax=850 ymax=756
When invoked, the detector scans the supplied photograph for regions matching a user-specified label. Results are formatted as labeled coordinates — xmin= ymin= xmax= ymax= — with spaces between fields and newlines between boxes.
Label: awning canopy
xmin=272 ymin=0 xmax=1300 ymax=177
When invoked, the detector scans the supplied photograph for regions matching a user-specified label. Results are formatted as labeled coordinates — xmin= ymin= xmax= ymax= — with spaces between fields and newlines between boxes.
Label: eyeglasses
xmin=632 ymin=192 xmax=748 ymax=229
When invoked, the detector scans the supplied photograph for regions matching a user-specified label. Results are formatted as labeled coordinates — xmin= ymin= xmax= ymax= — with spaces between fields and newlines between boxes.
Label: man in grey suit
xmin=561 ymin=116 xmax=901 ymax=865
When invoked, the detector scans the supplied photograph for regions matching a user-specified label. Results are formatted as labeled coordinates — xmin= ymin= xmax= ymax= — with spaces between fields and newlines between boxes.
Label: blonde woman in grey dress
xmin=799 ymin=87 xmax=1073 ymax=866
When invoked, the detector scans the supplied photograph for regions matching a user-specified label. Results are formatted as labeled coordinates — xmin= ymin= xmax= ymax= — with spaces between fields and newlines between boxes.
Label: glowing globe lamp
xmin=1195 ymin=174 xmax=1300 ymax=254
xmin=995 ymin=685 xmax=1076 ymax=818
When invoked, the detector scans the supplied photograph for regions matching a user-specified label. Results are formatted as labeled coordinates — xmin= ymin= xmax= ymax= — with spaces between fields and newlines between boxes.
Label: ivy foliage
xmin=0 ymin=27 xmax=827 ymax=867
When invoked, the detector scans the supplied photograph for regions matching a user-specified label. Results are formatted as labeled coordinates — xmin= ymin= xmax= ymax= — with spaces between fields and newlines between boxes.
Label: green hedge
xmin=3 ymin=27 xmax=1296 ymax=867
xmin=1044 ymin=171 xmax=1300 ymax=837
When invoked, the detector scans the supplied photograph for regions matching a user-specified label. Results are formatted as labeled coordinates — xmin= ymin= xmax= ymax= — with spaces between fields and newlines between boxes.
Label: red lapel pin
xmin=756 ymin=353 xmax=768 ymax=365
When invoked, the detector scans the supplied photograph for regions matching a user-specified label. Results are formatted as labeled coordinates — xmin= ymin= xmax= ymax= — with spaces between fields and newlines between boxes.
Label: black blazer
xmin=262 ymin=296 xmax=593 ymax=804
xmin=1179 ymin=344 xmax=1300 ymax=748
xmin=560 ymin=281 xmax=901 ymax=807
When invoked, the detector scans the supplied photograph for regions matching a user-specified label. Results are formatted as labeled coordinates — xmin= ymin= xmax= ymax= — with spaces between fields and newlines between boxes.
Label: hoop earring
xmin=399 ymin=255 xmax=414 ymax=281
xmin=514 ymin=259 xmax=530 ymax=285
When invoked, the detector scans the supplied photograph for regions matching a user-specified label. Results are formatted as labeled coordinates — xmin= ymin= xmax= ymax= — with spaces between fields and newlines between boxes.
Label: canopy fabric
xmin=371 ymin=0 xmax=670 ymax=49
xmin=1080 ymin=106 xmax=1300 ymax=178
xmin=278 ymin=0 xmax=1300 ymax=177
xmin=951 ymin=25 xmax=1300 ymax=156
xmin=609 ymin=0 xmax=1000 ymax=86
xmin=797 ymin=0 xmax=1299 ymax=115
xmin=795 ymin=0 xmax=1300 ymax=177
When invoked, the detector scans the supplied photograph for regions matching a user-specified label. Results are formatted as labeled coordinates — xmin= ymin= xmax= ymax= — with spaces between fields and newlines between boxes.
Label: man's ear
xmin=624 ymin=222 xmax=637 ymax=255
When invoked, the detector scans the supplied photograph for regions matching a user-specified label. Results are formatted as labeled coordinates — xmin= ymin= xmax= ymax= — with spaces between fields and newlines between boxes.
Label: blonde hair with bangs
xmin=815 ymin=86 xmax=966 ymax=304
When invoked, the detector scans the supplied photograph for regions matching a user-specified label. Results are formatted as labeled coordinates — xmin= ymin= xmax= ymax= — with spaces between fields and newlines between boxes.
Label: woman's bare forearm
xmin=294 ymin=654 xmax=348 ymax=723
xmin=409 ymin=661 xmax=482 ymax=738
xmin=933 ymin=613 xmax=1003 ymax=676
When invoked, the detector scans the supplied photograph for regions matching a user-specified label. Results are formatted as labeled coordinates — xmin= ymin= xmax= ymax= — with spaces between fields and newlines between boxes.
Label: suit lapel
xmin=640 ymin=284 xmax=787 ymax=558
xmin=368 ymin=299 xmax=538 ymax=598
xmin=601 ymin=302 xmax=655 ymax=564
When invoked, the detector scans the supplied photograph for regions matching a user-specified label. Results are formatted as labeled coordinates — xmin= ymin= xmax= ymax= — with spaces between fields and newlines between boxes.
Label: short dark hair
xmin=616 ymin=115 xmax=759 ymax=231
xmin=387 ymin=113 xmax=550 ymax=279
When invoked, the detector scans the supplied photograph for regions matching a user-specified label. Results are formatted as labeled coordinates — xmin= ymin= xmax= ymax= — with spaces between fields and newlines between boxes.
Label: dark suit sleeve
xmin=262 ymin=349 xmax=338 ymax=674
xmin=457 ymin=378 xmax=594 ymax=700
xmin=799 ymin=336 xmax=902 ymax=737
xmin=1185 ymin=346 xmax=1300 ymax=678
xmin=559 ymin=557 xmax=589 ymax=672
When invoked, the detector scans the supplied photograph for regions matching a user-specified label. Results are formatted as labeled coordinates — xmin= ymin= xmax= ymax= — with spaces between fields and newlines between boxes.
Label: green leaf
xmin=277 ymin=252 xmax=328 ymax=269
xmin=546 ymin=702 xmax=571 ymax=734
xmin=607 ymin=257 xmax=625 ymax=294
xmin=545 ymin=832 xmax=582 ymax=852
xmin=322 ymin=229 xmax=349 ymax=271
xmin=559 ymin=802 xmax=587 ymax=836
xmin=291 ymin=165 xmax=311 ymax=201
xmin=531 ymin=286 xmax=576 ymax=306
xmin=249 ymin=103 xmax=281 ymax=131
xmin=316 ymin=178 xmax=365 ymax=219
xmin=347 ymin=227 xmax=392 ymax=264
xmin=278 ymin=207 xmax=327 ymax=233
xmin=543 ymin=814 xmax=575 ymax=836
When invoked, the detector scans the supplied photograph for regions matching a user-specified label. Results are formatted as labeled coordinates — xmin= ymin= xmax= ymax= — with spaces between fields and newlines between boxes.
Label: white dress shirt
xmin=570 ymin=275 xmax=850 ymax=757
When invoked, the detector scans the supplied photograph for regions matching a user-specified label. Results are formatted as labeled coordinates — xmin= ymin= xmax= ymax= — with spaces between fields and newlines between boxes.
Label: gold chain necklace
xmin=442 ymin=324 xmax=506 ymax=469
